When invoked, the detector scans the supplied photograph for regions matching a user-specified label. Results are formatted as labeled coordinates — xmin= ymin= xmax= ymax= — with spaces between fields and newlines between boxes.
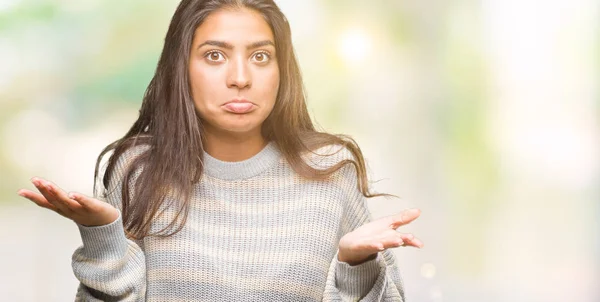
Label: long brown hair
xmin=94 ymin=0 xmax=394 ymax=240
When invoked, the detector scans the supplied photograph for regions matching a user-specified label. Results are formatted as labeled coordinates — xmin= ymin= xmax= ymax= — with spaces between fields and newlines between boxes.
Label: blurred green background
xmin=1 ymin=0 xmax=598 ymax=301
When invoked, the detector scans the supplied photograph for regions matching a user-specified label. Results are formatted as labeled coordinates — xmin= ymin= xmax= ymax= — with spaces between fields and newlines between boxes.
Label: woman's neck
xmin=202 ymin=127 xmax=267 ymax=162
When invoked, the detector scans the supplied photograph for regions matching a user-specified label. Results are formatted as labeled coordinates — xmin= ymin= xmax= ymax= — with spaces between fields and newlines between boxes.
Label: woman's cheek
xmin=264 ymin=67 xmax=280 ymax=99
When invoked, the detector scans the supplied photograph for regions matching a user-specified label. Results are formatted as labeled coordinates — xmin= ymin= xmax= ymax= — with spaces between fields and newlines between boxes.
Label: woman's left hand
xmin=338 ymin=208 xmax=424 ymax=265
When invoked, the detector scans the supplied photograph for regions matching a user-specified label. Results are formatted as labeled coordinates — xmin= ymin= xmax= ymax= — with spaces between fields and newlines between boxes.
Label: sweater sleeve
xmin=320 ymin=148 xmax=406 ymax=301
xmin=71 ymin=145 xmax=149 ymax=301
xmin=322 ymin=192 xmax=406 ymax=301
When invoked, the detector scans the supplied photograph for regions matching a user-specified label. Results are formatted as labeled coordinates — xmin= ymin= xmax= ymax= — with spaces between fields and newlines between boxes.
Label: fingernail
xmin=68 ymin=193 xmax=76 ymax=199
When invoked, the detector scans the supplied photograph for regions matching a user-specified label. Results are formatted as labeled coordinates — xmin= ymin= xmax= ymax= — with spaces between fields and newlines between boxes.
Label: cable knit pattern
xmin=71 ymin=141 xmax=406 ymax=301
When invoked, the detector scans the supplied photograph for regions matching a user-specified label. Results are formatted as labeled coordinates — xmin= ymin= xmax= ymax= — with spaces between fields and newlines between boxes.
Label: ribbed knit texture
xmin=71 ymin=141 xmax=406 ymax=301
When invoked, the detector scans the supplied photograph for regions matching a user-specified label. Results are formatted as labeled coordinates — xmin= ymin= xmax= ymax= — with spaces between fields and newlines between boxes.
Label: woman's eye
xmin=205 ymin=51 xmax=225 ymax=62
xmin=252 ymin=52 xmax=270 ymax=63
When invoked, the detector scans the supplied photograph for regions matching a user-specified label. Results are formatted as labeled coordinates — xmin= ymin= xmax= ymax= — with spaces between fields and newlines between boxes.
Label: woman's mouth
xmin=222 ymin=99 xmax=257 ymax=114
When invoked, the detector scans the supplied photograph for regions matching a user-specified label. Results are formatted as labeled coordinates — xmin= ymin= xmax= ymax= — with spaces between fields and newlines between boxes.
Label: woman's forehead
xmin=193 ymin=8 xmax=274 ymax=46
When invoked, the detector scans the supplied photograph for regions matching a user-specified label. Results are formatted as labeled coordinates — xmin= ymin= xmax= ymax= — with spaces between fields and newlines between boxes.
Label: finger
xmin=354 ymin=230 xmax=400 ymax=251
xmin=31 ymin=177 xmax=56 ymax=201
xmin=68 ymin=192 xmax=97 ymax=210
xmin=389 ymin=208 xmax=421 ymax=229
xmin=31 ymin=178 xmax=76 ymax=214
xmin=44 ymin=181 xmax=84 ymax=212
xmin=397 ymin=233 xmax=424 ymax=248
xmin=351 ymin=237 xmax=386 ymax=253
xmin=381 ymin=237 xmax=405 ymax=249
xmin=17 ymin=189 xmax=58 ymax=211
xmin=18 ymin=189 xmax=70 ymax=218
xmin=376 ymin=231 xmax=406 ymax=249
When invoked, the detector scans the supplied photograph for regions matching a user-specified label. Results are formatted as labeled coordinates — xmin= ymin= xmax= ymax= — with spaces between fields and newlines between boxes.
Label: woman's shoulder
xmin=100 ymin=143 xmax=151 ymax=186
xmin=94 ymin=142 xmax=151 ymax=199
xmin=114 ymin=143 xmax=151 ymax=166
xmin=301 ymin=143 xmax=358 ymax=170
xmin=300 ymin=143 xmax=362 ymax=185
xmin=299 ymin=143 xmax=368 ymax=200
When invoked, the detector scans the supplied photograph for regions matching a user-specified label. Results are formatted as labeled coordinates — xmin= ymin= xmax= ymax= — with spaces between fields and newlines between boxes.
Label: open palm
xmin=17 ymin=177 xmax=119 ymax=227
xmin=338 ymin=208 xmax=423 ymax=265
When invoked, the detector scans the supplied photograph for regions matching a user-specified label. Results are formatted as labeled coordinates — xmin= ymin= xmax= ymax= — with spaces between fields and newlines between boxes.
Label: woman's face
xmin=189 ymin=8 xmax=279 ymax=137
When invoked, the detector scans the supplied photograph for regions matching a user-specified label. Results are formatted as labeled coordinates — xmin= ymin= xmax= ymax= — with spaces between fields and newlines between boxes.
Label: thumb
xmin=68 ymin=192 xmax=100 ymax=209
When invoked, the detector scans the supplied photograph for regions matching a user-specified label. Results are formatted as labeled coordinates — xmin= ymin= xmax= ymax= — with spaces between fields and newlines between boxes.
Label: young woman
xmin=17 ymin=0 xmax=423 ymax=301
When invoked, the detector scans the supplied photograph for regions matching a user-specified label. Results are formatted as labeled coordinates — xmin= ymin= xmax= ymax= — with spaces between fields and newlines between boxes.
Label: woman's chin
xmin=219 ymin=121 xmax=262 ymax=135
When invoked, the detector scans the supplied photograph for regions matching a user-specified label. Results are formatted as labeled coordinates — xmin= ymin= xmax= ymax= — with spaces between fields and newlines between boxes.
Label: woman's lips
xmin=222 ymin=102 xmax=256 ymax=114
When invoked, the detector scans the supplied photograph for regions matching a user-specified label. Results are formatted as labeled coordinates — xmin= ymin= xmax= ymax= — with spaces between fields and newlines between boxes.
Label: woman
xmin=17 ymin=0 xmax=423 ymax=301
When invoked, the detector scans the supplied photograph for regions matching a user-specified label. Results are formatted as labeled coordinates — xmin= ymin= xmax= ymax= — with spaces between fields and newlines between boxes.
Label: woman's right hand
xmin=17 ymin=177 xmax=119 ymax=227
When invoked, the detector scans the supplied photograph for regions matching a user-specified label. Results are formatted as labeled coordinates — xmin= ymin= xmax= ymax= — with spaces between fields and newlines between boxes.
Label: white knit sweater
xmin=71 ymin=141 xmax=405 ymax=301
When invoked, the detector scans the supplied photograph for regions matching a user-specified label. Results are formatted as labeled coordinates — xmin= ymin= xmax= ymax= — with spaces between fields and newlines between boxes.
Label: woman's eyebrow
xmin=197 ymin=40 xmax=275 ymax=50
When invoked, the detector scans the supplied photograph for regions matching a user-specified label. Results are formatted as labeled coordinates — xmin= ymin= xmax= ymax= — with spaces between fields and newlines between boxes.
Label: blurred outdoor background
xmin=1 ymin=0 xmax=598 ymax=301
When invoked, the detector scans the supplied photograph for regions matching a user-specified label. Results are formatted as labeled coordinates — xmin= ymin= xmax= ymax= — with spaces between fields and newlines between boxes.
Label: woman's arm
xmin=72 ymin=210 xmax=146 ymax=302
xmin=71 ymin=145 xmax=150 ymax=301
xmin=319 ymin=148 xmax=421 ymax=301
xmin=322 ymin=192 xmax=406 ymax=301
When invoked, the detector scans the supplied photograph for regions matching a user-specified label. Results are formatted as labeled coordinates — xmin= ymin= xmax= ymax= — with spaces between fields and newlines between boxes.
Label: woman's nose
xmin=226 ymin=57 xmax=251 ymax=89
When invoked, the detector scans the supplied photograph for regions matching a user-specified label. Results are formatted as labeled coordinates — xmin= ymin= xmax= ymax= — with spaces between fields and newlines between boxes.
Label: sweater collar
xmin=202 ymin=141 xmax=280 ymax=180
